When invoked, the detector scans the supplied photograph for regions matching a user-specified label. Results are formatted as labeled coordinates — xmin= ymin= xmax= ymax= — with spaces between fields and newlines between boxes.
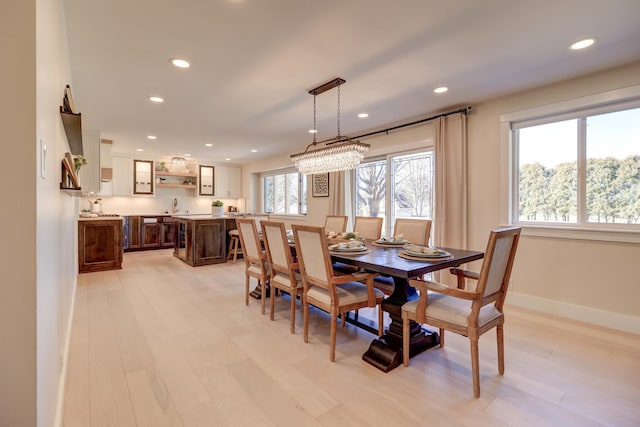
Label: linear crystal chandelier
xmin=291 ymin=78 xmax=369 ymax=174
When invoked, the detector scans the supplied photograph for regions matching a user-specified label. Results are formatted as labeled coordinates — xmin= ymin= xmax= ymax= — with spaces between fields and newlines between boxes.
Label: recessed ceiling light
xmin=169 ymin=58 xmax=190 ymax=69
xmin=309 ymin=129 xmax=317 ymax=134
xmin=205 ymin=143 xmax=213 ymax=147
xmin=570 ymin=38 xmax=596 ymax=50
xmin=147 ymin=135 xmax=157 ymax=140
xmin=433 ymin=86 xmax=448 ymax=94
xmin=136 ymin=148 xmax=144 ymax=152
xmin=225 ymin=158 xmax=231 ymax=161
xmin=358 ymin=113 xmax=369 ymax=118
xmin=149 ymin=96 xmax=164 ymax=103
xmin=251 ymin=149 xmax=257 ymax=153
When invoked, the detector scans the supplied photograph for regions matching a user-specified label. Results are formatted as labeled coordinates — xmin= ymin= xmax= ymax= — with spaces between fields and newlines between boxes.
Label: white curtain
xmin=433 ymin=113 xmax=467 ymax=284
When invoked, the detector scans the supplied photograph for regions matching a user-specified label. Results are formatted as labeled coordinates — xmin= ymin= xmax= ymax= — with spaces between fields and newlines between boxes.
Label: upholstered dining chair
xmin=261 ymin=220 xmax=304 ymax=333
xmin=292 ymin=224 xmax=385 ymax=362
xmin=236 ymin=218 xmax=270 ymax=314
xmin=353 ymin=216 xmax=384 ymax=240
xmin=394 ymin=218 xmax=432 ymax=245
xmin=373 ymin=218 xmax=433 ymax=295
xmin=324 ymin=215 xmax=348 ymax=234
xmin=401 ymin=226 xmax=521 ymax=397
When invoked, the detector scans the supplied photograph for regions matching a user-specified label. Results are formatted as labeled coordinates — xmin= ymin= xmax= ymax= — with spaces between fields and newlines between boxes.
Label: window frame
xmin=353 ymin=148 xmax=435 ymax=238
xmin=261 ymin=168 xmax=307 ymax=216
xmin=500 ymin=84 xmax=640 ymax=243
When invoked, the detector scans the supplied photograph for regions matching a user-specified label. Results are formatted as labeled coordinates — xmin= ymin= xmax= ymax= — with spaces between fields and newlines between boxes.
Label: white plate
xmin=329 ymin=245 xmax=367 ymax=252
xmin=375 ymin=239 xmax=408 ymax=245
xmin=402 ymin=249 xmax=450 ymax=258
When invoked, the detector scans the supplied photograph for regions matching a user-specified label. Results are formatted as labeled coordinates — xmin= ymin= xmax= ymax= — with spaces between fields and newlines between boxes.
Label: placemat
xmin=398 ymin=251 xmax=453 ymax=262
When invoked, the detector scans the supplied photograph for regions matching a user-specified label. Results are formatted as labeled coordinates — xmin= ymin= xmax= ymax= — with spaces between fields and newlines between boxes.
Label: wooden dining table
xmin=330 ymin=240 xmax=484 ymax=372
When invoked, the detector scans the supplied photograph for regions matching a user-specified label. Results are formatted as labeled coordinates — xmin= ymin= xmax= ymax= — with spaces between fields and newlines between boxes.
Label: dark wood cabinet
xmin=141 ymin=220 xmax=160 ymax=248
xmin=160 ymin=217 xmax=176 ymax=247
xmin=78 ymin=219 xmax=123 ymax=273
xmin=174 ymin=218 xmax=227 ymax=266
xmin=128 ymin=216 xmax=141 ymax=249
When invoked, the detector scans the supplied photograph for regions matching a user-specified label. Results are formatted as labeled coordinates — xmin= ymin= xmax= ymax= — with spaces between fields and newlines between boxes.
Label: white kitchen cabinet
xmin=133 ymin=159 xmax=154 ymax=194
xmin=214 ymin=165 xmax=241 ymax=198
xmin=112 ymin=155 xmax=133 ymax=195
xmin=199 ymin=165 xmax=214 ymax=195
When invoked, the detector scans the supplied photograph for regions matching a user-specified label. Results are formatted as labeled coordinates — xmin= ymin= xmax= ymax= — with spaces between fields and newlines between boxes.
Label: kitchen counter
xmin=78 ymin=215 xmax=123 ymax=221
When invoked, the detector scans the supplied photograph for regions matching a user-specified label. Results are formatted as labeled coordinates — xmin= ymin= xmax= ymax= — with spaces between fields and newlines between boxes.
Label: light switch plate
xmin=40 ymin=139 xmax=46 ymax=179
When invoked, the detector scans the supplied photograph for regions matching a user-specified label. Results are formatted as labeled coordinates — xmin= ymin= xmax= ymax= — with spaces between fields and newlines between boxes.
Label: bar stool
xmin=227 ymin=229 xmax=243 ymax=263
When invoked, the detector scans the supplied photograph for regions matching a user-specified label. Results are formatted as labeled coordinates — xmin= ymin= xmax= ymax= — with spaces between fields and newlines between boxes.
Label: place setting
xmin=398 ymin=243 xmax=453 ymax=261
xmin=328 ymin=239 xmax=371 ymax=256
xmin=371 ymin=234 xmax=409 ymax=248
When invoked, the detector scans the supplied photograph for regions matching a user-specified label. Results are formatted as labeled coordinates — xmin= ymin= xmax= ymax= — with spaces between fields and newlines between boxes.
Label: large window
xmin=512 ymin=103 xmax=640 ymax=228
xmin=355 ymin=150 xmax=434 ymax=237
xmin=263 ymin=171 xmax=307 ymax=215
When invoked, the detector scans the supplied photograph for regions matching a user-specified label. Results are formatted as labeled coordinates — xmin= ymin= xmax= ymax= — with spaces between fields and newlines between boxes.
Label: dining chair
xmin=261 ymin=220 xmax=304 ymax=333
xmin=324 ymin=215 xmax=348 ymax=234
xmin=394 ymin=218 xmax=432 ymax=245
xmin=373 ymin=218 xmax=433 ymax=295
xmin=236 ymin=218 xmax=270 ymax=314
xmin=292 ymin=224 xmax=385 ymax=362
xmin=353 ymin=216 xmax=384 ymax=240
xmin=401 ymin=226 xmax=521 ymax=397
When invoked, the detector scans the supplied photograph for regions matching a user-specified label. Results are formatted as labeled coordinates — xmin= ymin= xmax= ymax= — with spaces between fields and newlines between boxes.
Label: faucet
xmin=172 ymin=198 xmax=179 ymax=213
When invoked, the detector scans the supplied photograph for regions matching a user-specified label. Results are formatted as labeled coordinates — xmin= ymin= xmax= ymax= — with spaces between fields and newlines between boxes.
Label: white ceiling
xmin=63 ymin=0 xmax=640 ymax=164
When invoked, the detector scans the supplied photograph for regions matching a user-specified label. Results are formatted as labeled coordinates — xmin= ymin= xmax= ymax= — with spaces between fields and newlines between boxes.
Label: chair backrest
xmin=291 ymin=225 xmax=333 ymax=289
xmin=324 ymin=215 xmax=348 ymax=234
xmin=394 ymin=218 xmax=431 ymax=245
xmin=354 ymin=216 xmax=383 ymax=240
xmin=261 ymin=220 xmax=293 ymax=275
xmin=475 ymin=226 xmax=521 ymax=306
xmin=236 ymin=218 xmax=263 ymax=265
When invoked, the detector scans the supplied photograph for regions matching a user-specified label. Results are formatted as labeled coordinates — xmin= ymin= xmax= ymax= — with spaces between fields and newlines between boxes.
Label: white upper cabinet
xmin=215 ymin=165 xmax=241 ymax=198
xmin=77 ymin=129 xmax=101 ymax=193
xmin=112 ymin=155 xmax=133 ymax=195
xmin=199 ymin=165 xmax=214 ymax=196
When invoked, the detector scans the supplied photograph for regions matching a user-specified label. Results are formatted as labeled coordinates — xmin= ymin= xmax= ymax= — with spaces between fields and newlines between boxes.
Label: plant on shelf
xmin=73 ymin=155 xmax=87 ymax=175
xmin=159 ymin=161 xmax=169 ymax=172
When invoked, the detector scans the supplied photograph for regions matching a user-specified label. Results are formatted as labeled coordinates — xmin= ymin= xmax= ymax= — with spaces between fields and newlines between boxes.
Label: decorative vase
xmin=212 ymin=206 xmax=224 ymax=216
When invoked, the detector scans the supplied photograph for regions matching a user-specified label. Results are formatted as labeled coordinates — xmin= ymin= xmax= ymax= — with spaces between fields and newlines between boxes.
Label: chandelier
xmin=291 ymin=78 xmax=369 ymax=174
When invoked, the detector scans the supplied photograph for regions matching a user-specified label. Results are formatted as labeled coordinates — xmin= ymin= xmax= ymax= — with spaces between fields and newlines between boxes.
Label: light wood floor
xmin=63 ymin=249 xmax=640 ymax=427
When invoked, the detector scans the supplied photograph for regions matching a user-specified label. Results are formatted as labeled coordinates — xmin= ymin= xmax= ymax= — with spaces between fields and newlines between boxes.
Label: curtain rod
xmin=351 ymin=106 xmax=471 ymax=141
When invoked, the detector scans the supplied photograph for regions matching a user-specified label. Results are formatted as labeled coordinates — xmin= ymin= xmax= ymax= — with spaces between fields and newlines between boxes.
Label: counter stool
xmin=227 ymin=229 xmax=243 ymax=263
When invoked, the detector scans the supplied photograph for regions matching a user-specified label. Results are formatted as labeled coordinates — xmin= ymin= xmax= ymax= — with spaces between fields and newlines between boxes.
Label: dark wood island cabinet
xmin=78 ymin=217 xmax=123 ymax=273
xmin=173 ymin=216 xmax=228 ymax=266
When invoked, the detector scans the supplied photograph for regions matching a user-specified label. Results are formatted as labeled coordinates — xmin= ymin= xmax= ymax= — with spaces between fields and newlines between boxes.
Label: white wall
xmin=0 ymin=1 xmax=79 ymax=426
xmin=467 ymin=61 xmax=640 ymax=333
xmin=36 ymin=0 xmax=80 ymax=425
xmin=0 ymin=1 xmax=38 ymax=426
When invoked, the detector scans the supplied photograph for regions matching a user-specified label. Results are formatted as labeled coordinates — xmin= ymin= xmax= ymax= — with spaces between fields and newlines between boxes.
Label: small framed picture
xmin=312 ymin=173 xmax=329 ymax=197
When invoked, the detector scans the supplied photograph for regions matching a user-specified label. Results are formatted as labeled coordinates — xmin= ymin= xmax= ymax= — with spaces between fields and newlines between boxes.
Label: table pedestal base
xmin=362 ymin=276 xmax=439 ymax=372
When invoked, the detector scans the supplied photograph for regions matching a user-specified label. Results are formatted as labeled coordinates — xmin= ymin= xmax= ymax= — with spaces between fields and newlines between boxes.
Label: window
xmin=355 ymin=150 xmax=434 ymax=237
xmin=511 ymin=103 xmax=640 ymax=229
xmin=262 ymin=171 xmax=307 ymax=215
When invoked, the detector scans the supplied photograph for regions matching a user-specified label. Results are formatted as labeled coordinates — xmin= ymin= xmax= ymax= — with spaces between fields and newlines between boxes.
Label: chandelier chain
xmin=336 ymin=84 xmax=341 ymax=138
xmin=313 ymin=93 xmax=317 ymax=143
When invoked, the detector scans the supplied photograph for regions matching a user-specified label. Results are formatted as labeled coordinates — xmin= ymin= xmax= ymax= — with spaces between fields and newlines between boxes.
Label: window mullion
xmin=577 ymin=117 xmax=587 ymax=224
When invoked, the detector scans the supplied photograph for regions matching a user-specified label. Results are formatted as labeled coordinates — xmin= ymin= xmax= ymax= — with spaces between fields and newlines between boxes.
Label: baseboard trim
xmin=507 ymin=292 xmax=640 ymax=335
xmin=54 ymin=280 xmax=78 ymax=427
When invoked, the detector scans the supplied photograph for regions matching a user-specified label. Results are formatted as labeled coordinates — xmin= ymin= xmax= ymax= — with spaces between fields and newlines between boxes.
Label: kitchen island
xmin=173 ymin=215 xmax=236 ymax=266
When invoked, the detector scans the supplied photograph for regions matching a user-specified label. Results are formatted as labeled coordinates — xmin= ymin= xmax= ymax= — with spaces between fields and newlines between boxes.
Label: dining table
xmin=330 ymin=240 xmax=484 ymax=372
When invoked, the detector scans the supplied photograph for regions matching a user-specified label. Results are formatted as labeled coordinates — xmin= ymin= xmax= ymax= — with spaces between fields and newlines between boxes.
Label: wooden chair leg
xmin=227 ymin=238 xmax=234 ymax=261
xmin=269 ymin=284 xmax=276 ymax=321
xmin=330 ymin=314 xmax=337 ymax=362
xmin=260 ymin=279 xmax=266 ymax=315
xmin=245 ymin=275 xmax=249 ymax=306
xmin=470 ymin=338 xmax=481 ymax=398
xmin=497 ymin=324 xmax=505 ymax=375
xmin=290 ymin=291 xmax=296 ymax=334
xmin=341 ymin=312 xmax=347 ymax=327
xmin=402 ymin=312 xmax=410 ymax=366
xmin=439 ymin=328 xmax=445 ymax=347
xmin=303 ymin=297 xmax=309 ymax=343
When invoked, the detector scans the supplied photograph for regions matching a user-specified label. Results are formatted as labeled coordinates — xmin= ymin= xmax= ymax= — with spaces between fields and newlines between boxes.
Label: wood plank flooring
xmin=63 ymin=249 xmax=640 ymax=427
